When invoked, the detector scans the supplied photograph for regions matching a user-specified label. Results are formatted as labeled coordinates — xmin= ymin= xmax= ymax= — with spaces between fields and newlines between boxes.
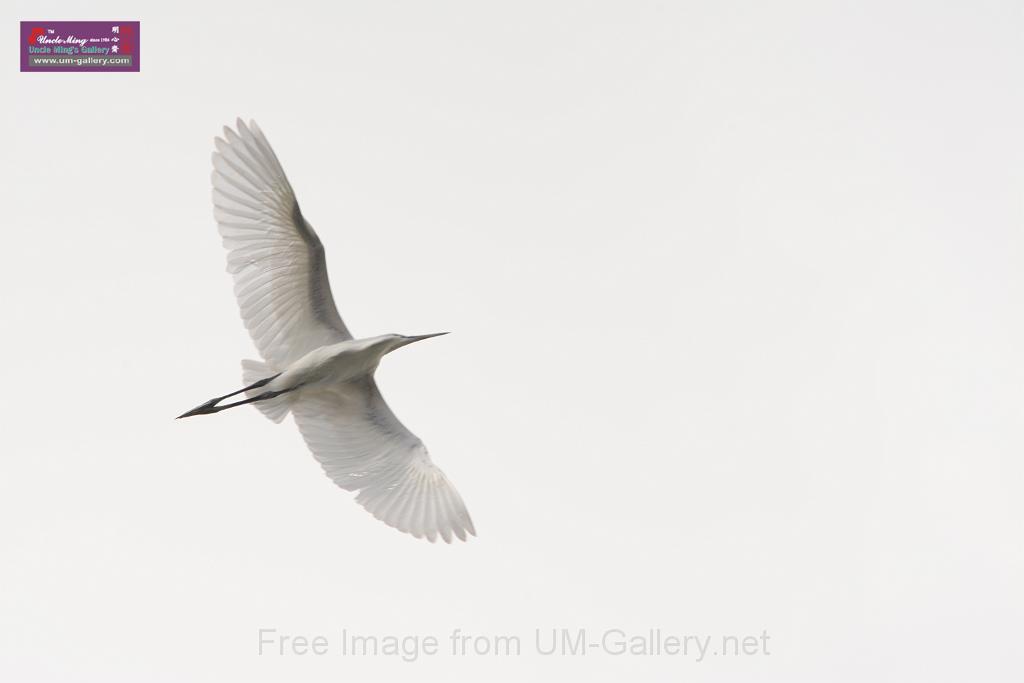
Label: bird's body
xmin=269 ymin=335 xmax=400 ymax=394
xmin=178 ymin=119 xmax=474 ymax=543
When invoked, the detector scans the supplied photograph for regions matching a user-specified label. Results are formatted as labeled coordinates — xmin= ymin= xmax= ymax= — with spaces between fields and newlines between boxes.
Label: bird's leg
xmin=200 ymin=389 xmax=292 ymax=413
xmin=176 ymin=375 xmax=280 ymax=419
xmin=213 ymin=375 xmax=277 ymax=402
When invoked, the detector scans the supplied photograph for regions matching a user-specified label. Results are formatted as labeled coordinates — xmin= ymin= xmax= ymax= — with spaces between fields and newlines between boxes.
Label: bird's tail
xmin=242 ymin=359 xmax=293 ymax=423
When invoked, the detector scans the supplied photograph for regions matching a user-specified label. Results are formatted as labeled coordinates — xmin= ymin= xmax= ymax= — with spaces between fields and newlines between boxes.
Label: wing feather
xmin=290 ymin=379 xmax=475 ymax=543
xmin=211 ymin=118 xmax=351 ymax=369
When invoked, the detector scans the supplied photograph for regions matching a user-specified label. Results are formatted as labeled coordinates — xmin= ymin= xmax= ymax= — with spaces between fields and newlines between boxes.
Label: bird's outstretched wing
xmin=212 ymin=119 xmax=351 ymax=369
xmin=291 ymin=378 xmax=476 ymax=543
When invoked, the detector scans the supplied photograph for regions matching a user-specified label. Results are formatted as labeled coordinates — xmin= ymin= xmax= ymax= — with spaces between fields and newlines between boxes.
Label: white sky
xmin=2 ymin=1 xmax=1022 ymax=681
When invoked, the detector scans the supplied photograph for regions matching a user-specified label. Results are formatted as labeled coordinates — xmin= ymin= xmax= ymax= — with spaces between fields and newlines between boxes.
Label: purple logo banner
xmin=21 ymin=21 xmax=140 ymax=72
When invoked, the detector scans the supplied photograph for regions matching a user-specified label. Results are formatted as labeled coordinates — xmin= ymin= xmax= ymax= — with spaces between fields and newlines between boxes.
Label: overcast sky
xmin=2 ymin=1 xmax=1023 ymax=681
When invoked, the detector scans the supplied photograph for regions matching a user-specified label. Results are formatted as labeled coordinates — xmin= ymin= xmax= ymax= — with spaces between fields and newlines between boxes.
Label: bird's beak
xmin=401 ymin=332 xmax=449 ymax=346
xmin=395 ymin=331 xmax=448 ymax=350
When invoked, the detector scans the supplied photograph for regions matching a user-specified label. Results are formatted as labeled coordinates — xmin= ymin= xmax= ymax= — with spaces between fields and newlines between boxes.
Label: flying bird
xmin=178 ymin=119 xmax=475 ymax=543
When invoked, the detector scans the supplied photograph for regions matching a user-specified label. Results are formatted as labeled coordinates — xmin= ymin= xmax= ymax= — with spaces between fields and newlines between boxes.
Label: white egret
xmin=178 ymin=119 xmax=475 ymax=543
